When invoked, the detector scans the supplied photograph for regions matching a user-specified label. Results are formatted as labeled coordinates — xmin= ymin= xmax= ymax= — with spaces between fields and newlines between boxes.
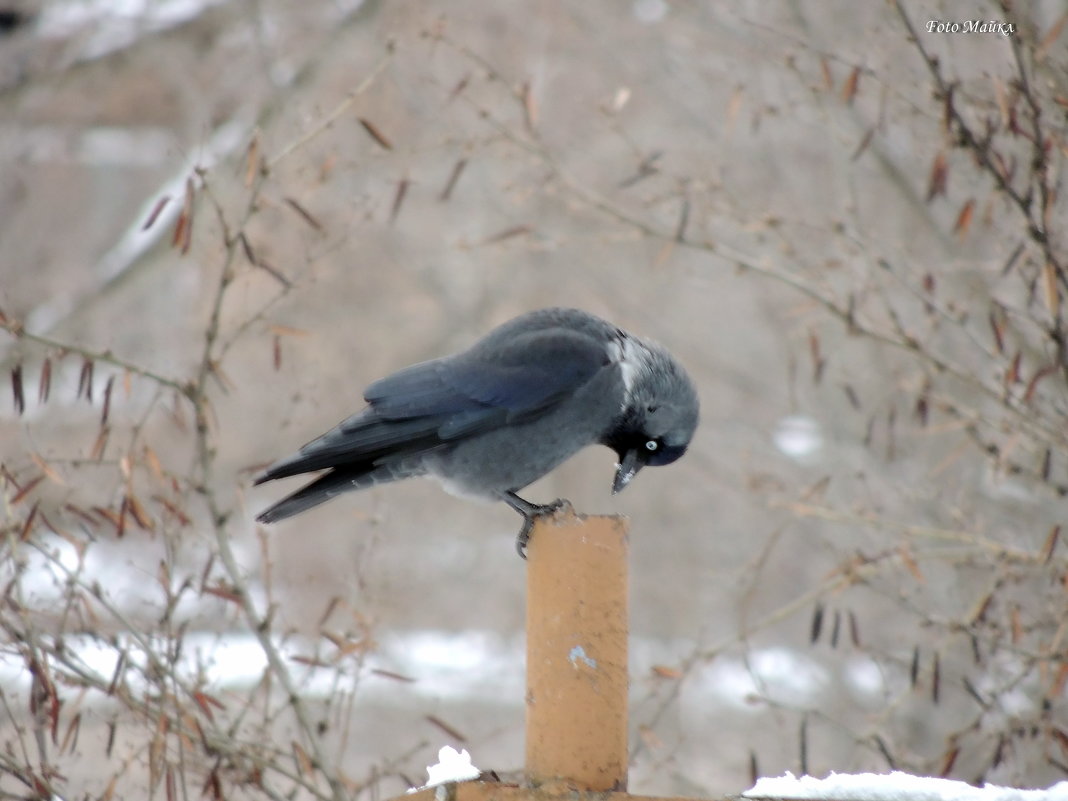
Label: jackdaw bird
xmin=254 ymin=307 xmax=699 ymax=556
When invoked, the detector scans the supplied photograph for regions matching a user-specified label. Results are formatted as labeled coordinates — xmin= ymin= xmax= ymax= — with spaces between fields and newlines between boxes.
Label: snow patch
xmin=407 ymin=746 xmax=480 ymax=792
xmin=745 ymin=771 xmax=1068 ymax=801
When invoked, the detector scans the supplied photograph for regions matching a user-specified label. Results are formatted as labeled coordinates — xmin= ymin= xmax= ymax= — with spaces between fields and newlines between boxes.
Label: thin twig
xmin=192 ymin=160 xmax=347 ymax=801
xmin=268 ymin=47 xmax=395 ymax=170
xmin=0 ymin=322 xmax=189 ymax=397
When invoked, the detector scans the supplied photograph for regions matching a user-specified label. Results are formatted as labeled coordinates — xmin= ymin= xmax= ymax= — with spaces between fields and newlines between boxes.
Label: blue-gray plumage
xmin=254 ymin=307 xmax=698 ymax=556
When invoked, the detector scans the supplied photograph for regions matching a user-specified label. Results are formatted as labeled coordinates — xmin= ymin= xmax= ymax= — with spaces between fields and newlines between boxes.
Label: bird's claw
xmin=515 ymin=520 xmax=534 ymax=560
xmin=514 ymin=498 xmax=570 ymax=559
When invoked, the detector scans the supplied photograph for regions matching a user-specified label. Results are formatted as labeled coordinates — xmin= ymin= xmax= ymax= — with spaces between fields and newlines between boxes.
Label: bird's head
xmin=602 ymin=342 xmax=699 ymax=494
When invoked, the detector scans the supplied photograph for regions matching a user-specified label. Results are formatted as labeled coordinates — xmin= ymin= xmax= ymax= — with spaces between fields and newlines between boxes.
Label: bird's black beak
xmin=612 ymin=448 xmax=644 ymax=494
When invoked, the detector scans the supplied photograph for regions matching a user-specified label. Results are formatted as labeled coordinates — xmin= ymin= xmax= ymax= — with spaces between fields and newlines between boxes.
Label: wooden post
xmin=525 ymin=506 xmax=630 ymax=791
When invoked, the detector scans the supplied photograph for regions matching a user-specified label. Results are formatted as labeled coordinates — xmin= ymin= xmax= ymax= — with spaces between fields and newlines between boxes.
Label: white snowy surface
xmin=0 ymin=533 xmax=1040 ymax=724
xmin=0 ymin=527 xmax=936 ymax=710
xmin=36 ymin=0 xmax=231 ymax=62
xmin=745 ymin=771 xmax=1068 ymax=801
xmin=406 ymin=746 xmax=481 ymax=792
xmin=0 ymin=621 xmax=893 ymax=711
xmin=773 ymin=415 xmax=824 ymax=463
xmin=10 ymin=530 xmax=880 ymax=705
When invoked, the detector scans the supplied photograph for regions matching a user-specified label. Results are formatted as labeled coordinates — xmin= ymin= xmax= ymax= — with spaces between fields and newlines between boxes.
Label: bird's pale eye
xmin=645 ymin=440 xmax=659 ymax=451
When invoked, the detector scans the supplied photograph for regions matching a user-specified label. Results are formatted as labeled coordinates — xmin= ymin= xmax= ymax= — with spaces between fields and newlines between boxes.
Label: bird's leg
xmin=503 ymin=491 xmax=570 ymax=559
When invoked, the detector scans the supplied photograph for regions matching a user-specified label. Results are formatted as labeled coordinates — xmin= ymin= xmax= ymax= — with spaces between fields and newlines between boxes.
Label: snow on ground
xmin=4 ymin=528 xmax=890 ymax=709
xmin=406 ymin=746 xmax=481 ymax=792
xmin=36 ymin=0 xmax=232 ymax=61
xmin=745 ymin=771 xmax=1068 ymax=801
xmin=0 ymin=622 xmax=892 ymax=712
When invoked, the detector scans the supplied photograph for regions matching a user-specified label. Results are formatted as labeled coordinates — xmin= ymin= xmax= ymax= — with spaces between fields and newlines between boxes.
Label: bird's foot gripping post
xmin=503 ymin=492 xmax=574 ymax=559
xmin=525 ymin=507 xmax=630 ymax=792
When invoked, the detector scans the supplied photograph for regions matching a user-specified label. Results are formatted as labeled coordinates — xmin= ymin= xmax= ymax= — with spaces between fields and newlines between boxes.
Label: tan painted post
xmin=524 ymin=507 xmax=629 ymax=791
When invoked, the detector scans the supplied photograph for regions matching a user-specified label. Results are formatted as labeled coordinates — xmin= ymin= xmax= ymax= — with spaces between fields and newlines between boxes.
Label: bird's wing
xmin=256 ymin=326 xmax=609 ymax=483
xmin=365 ymin=326 xmax=608 ymax=429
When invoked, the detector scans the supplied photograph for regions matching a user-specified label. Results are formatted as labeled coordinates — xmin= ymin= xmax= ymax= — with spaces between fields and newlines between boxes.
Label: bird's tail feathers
xmin=255 ymin=461 xmax=424 ymax=524
xmin=253 ymin=415 xmax=441 ymax=485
